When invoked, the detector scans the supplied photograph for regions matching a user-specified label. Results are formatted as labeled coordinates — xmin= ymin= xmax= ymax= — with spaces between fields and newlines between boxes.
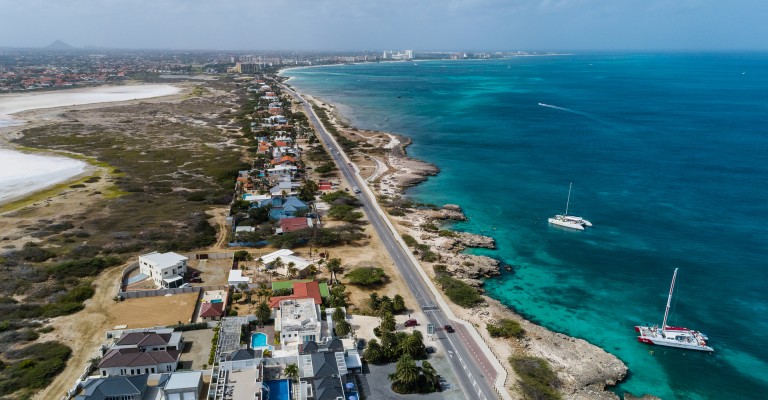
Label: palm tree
xmin=326 ymin=258 xmax=342 ymax=283
xmin=401 ymin=331 xmax=426 ymax=359
xmin=420 ymin=360 xmax=439 ymax=391
xmin=284 ymin=363 xmax=299 ymax=383
xmin=287 ymin=262 xmax=298 ymax=278
xmin=255 ymin=301 xmax=271 ymax=328
xmin=380 ymin=312 xmax=396 ymax=333
xmin=363 ymin=339 xmax=384 ymax=364
xmin=255 ymin=257 xmax=264 ymax=273
xmin=307 ymin=264 xmax=317 ymax=277
xmin=335 ymin=319 xmax=351 ymax=337
xmin=388 ymin=354 xmax=420 ymax=393
xmin=393 ymin=294 xmax=406 ymax=313
xmin=272 ymin=256 xmax=284 ymax=276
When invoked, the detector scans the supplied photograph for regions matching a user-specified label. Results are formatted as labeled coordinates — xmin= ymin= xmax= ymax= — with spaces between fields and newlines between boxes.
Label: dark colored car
xmin=444 ymin=324 xmax=455 ymax=333
xmin=190 ymin=277 xmax=203 ymax=283
xmin=426 ymin=346 xmax=436 ymax=354
xmin=404 ymin=319 xmax=418 ymax=327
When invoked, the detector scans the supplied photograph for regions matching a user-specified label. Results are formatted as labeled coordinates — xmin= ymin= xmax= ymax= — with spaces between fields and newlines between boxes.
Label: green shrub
xmin=0 ymin=341 xmax=72 ymax=396
xmin=487 ymin=319 xmax=525 ymax=339
xmin=401 ymin=234 xmax=418 ymax=247
xmin=509 ymin=356 xmax=561 ymax=400
xmin=435 ymin=275 xmax=484 ymax=308
xmin=433 ymin=264 xmax=448 ymax=276
xmin=18 ymin=242 xmax=56 ymax=263
xmin=421 ymin=251 xmax=439 ymax=262
xmin=46 ymin=256 xmax=122 ymax=278
xmin=170 ymin=322 xmax=209 ymax=331
xmin=421 ymin=223 xmax=438 ymax=232
xmin=438 ymin=230 xmax=457 ymax=237
xmin=346 ymin=267 xmax=388 ymax=286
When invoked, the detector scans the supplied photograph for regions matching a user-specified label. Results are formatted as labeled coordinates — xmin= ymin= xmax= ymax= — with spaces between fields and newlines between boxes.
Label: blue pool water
xmin=264 ymin=379 xmax=291 ymax=400
xmin=210 ymin=299 xmax=223 ymax=304
xmin=251 ymin=332 xmax=273 ymax=350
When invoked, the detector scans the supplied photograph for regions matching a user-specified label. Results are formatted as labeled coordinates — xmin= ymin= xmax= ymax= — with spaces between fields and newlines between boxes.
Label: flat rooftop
xmin=279 ymin=298 xmax=319 ymax=332
xmin=230 ymin=367 xmax=262 ymax=400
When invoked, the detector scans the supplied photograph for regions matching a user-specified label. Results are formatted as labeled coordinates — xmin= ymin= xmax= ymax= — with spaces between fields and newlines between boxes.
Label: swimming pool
xmin=210 ymin=299 xmax=223 ymax=303
xmin=251 ymin=332 xmax=274 ymax=351
xmin=264 ymin=379 xmax=291 ymax=400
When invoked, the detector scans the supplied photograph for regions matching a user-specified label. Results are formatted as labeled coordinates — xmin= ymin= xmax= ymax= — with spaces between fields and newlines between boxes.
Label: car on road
xmin=444 ymin=324 xmax=455 ymax=333
xmin=404 ymin=319 xmax=418 ymax=327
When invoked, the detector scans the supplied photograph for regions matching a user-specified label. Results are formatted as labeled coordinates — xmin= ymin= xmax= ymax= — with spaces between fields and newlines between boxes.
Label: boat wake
xmin=538 ymin=102 xmax=589 ymax=116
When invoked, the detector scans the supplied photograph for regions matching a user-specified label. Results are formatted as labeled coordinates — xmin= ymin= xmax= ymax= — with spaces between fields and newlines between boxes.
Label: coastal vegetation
xmin=0 ymin=79 xmax=254 ymax=397
xmin=345 ymin=267 xmax=388 ymax=286
xmin=366 ymin=292 xmax=406 ymax=315
xmin=0 ymin=341 xmax=72 ymax=398
xmin=509 ymin=356 xmax=562 ymax=400
xmin=387 ymin=354 xmax=441 ymax=394
xmin=435 ymin=274 xmax=485 ymax=308
xmin=487 ymin=318 xmax=525 ymax=339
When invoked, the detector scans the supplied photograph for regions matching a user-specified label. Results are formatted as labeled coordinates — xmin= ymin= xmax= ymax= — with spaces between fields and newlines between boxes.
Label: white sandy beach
xmin=0 ymin=84 xmax=181 ymax=204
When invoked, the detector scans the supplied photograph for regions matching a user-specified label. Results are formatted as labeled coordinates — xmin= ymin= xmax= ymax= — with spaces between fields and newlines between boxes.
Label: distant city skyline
xmin=1 ymin=0 xmax=766 ymax=51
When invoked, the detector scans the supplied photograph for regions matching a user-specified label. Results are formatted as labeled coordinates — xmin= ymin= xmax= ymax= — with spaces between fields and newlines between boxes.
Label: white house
xmin=139 ymin=251 xmax=188 ymax=288
xmin=276 ymin=298 xmax=322 ymax=347
xmin=258 ymin=249 xmax=313 ymax=277
xmin=228 ymin=270 xmax=251 ymax=287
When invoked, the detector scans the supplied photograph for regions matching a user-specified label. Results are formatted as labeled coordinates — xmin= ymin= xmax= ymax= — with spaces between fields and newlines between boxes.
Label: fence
xmin=117 ymin=284 xmax=229 ymax=300
xmin=189 ymin=252 xmax=235 ymax=260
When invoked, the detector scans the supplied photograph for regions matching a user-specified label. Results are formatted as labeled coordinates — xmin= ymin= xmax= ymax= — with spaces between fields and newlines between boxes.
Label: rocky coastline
xmin=301 ymin=91 xmax=640 ymax=400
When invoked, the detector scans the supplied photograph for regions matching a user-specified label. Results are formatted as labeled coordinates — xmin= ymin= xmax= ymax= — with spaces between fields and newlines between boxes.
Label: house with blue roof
xmin=269 ymin=196 xmax=308 ymax=220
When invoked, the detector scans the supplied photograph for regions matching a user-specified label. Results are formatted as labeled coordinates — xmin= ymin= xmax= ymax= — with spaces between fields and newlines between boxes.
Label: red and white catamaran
xmin=634 ymin=268 xmax=713 ymax=352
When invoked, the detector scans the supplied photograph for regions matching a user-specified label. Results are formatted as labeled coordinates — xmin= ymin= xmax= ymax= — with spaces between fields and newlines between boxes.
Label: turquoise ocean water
xmin=284 ymin=54 xmax=768 ymax=399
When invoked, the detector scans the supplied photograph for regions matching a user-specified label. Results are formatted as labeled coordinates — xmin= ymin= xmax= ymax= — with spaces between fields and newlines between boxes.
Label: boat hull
xmin=548 ymin=217 xmax=584 ymax=230
xmin=635 ymin=325 xmax=713 ymax=352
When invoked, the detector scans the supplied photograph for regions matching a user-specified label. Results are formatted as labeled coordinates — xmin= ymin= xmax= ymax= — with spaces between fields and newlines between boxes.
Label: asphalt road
xmin=282 ymin=84 xmax=500 ymax=400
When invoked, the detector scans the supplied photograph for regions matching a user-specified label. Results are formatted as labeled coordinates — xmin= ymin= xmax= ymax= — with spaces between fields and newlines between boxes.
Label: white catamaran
xmin=548 ymin=182 xmax=592 ymax=230
xmin=635 ymin=268 xmax=713 ymax=352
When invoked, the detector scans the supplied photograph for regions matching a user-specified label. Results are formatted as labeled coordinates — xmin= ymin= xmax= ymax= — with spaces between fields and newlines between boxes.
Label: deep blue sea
xmin=284 ymin=54 xmax=768 ymax=400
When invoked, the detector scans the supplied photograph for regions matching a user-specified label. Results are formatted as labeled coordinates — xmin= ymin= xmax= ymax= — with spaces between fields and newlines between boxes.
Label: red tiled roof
xmin=274 ymin=140 xmax=289 ymax=147
xmin=270 ymin=156 xmax=295 ymax=165
xmin=269 ymin=281 xmax=323 ymax=308
xmin=200 ymin=302 xmax=224 ymax=318
xmin=280 ymin=217 xmax=308 ymax=233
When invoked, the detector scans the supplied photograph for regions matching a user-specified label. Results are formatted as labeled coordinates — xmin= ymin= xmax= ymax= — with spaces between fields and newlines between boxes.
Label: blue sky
xmin=0 ymin=0 xmax=765 ymax=51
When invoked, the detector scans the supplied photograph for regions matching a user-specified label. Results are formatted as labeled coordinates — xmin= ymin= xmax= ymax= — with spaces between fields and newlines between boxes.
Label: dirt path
xmin=34 ymin=263 xmax=125 ymax=400
xmin=208 ymin=207 xmax=230 ymax=249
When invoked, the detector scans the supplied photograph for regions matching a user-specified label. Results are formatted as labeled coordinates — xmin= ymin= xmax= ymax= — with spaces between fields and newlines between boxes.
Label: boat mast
xmin=565 ymin=182 xmax=572 ymax=216
xmin=661 ymin=268 xmax=679 ymax=333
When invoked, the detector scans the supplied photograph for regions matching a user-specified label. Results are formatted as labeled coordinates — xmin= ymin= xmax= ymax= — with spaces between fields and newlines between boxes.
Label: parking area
xmin=361 ymin=360 xmax=464 ymax=400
